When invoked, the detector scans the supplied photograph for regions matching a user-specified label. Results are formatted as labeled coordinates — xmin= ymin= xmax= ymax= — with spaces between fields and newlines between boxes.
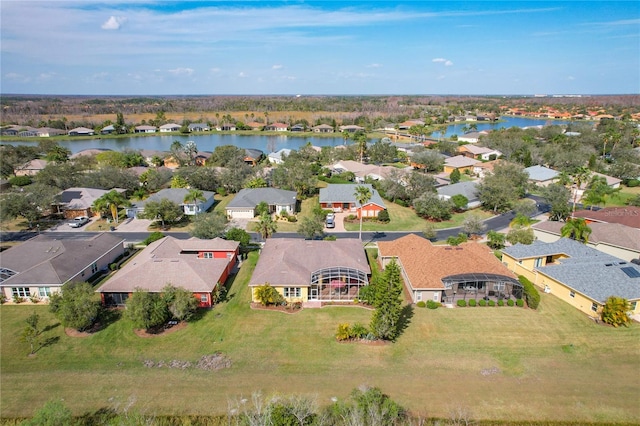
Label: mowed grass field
xmin=1 ymin=251 xmax=640 ymax=423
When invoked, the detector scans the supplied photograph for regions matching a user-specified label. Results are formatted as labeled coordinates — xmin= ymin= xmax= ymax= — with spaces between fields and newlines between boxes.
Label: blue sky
xmin=1 ymin=1 xmax=638 ymax=95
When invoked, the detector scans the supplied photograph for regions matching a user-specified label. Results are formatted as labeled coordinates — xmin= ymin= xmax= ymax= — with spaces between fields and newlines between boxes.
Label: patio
xmin=441 ymin=273 xmax=523 ymax=304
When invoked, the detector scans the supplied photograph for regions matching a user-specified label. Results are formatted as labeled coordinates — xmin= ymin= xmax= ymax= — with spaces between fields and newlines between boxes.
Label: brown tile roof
xmin=97 ymin=236 xmax=234 ymax=294
xmin=249 ymin=239 xmax=370 ymax=287
xmin=572 ymin=207 xmax=640 ymax=229
xmin=377 ymin=234 xmax=516 ymax=290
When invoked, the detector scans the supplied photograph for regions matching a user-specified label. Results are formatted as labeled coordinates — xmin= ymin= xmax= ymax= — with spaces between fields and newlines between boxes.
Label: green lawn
xmin=605 ymin=186 xmax=640 ymax=207
xmin=2 ymin=251 xmax=639 ymax=422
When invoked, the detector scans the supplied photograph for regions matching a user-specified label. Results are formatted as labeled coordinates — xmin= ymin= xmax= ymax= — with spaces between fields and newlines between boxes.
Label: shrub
xmin=468 ymin=299 xmax=476 ymax=307
xmin=627 ymin=179 xmax=640 ymax=187
xmin=109 ymin=263 xmax=118 ymax=271
xmin=416 ymin=301 xmax=426 ymax=308
xmin=29 ymin=295 xmax=40 ymax=304
xmin=518 ymin=275 xmax=540 ymax=309
xmin=507 ymin=299 xmax=515 ymax=307
xmin=478 ymin=299 xmax=486 ymax=307
xmin=516 ymin=298 xmax=524 ymax=307
xmin=395 ymin=199 xmax=408 ymax=207
xmin=426 ymin=300 xmax=440 ymax=309
xmin=286 ymin=216 xmax=297 ymax=222
xmin=350 ymin=323 xmax=369 ymax=338
xmin=358 ymin=285 xmax=375 ymax=305
xmin=497 ymin=299 xmax=504 ymax=306
xmin=216 ymin=187 xmax=227 ymax=196
xmin=13 ymin=296 xmax=25 ymax=304
xmin=456 ymin=300 xmax=467 ymax=307
xmin=254 ymin=283 xmax=284 ymax=306
xmin=0 ymin=294 xmax=6 ymax=304
xmin=377 ymin=209 xmax=390 ymax=222
xmin=142 ymin=231 xmax=165 ymax=246
xmin=488 ymin=300 xmax=496 ymax=307
xmin=8 ymin=175 xmax=32 ymax=186
xmin=336 ymin=323 xmax=351 ymax=341
xmin=601 ymin=296 xmax=632 ymax=327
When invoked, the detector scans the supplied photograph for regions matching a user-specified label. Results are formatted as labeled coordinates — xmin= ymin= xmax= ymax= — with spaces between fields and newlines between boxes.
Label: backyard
xmin=1 ymin=251 xmax=639 ymax=423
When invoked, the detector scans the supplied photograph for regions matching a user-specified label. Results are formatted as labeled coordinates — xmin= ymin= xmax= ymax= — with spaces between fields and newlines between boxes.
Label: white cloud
xmin=272 ymin=64 xmax=283 ymax=70
xmin=101 ymin=16 xmax=126 ymax=30
xmin=238 ymin=72 xmax=247 ymax=78
xmin=366 ymin=63 xmax=382 ymax=68
xmin=168 ymin=67 xmax=194 ymax=76
xmin=568 ymin=76 xmax=575 ymax=80
xmin=5 ymin=72 xmax=30 ymax=83
xmin=433 ymin=58 xmax=453 ymax=66
xmin=37 ymin=72 xmax=56 ymax=81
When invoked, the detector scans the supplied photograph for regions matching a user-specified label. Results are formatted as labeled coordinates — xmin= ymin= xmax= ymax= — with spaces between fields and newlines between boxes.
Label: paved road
xmin=0 ymin=195 xmax=552 ymax=244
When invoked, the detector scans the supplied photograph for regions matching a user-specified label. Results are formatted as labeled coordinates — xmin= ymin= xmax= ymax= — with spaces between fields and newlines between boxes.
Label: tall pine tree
xmin=370 ymin=259 xmax=404 ymax=341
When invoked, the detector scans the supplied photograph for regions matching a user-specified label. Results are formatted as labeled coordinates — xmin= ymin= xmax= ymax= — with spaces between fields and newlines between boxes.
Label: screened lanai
xmin=309 ymin=266 xmax=369 ymax=302
xmin=441 ymin=273 xmax=523 ymax=304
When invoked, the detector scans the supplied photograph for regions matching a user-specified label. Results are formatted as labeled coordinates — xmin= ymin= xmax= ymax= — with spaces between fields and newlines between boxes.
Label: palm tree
xmin=569 ymin=166 xmax=592 ymax=214
xmin=93 ymin=190 xmax=129 ymax=224
xmin=183 ymin=189 xmax=206 ymax=214
xmin=354 ymin=185 xmax=372 ymax=241
xmin=255 ymin=212 xmax=277 ymax=240
xmin=560 ymin=218 xmax=592 ymax=243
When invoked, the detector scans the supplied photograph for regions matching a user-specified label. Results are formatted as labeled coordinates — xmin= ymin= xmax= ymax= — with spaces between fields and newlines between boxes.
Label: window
xmin=591 ymin=302 xmax=598 ymax=312
xmin=283 ymin=287 xmax=301 ymax=298
xmin=203 ymin=252 xmax=213 ymax=259
xmin=534 ymin=258 xmax=543 ymax=268
xmin=200 ymin=294 xmax=208 ymax=303
xmin=38 ymin=287 xmax=52 ymax=298
xmin=12 ymin=287 xmax=30 ymax=298
xmin=494 ymin=282 xmax=505 ymax=291
xmin=416 ymin=292 xmax=422 ymax=302
xmin=433 ymin=293 xmax=439 ymax=301
xmin=546 ymin=255 xmax=553 ymax=264
xmin=631 ymin=301 xmax=637 ymax=311
xmin=91 ymin=263 xmax=98 ymax=274
xmin=569 ymin=291 xmax=575 ymax=298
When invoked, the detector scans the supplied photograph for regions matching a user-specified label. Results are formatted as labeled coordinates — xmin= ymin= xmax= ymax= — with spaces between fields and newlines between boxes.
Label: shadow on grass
xmin=41 ymin=322 xmax=61 ymax=333
xmin=35 ymin=336 xmax=60 ymax=353
xmin=96 ymin=308 xmax=122 ymax=331
xmin=77 ymin=407 xmax=118 ymax=425
xmin=396 ymin=303 xmax=415 ymax=340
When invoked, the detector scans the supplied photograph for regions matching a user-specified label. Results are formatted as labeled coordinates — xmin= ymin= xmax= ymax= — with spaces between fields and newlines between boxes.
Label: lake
xmin=4 ymin=116 xmax=573 ymax=154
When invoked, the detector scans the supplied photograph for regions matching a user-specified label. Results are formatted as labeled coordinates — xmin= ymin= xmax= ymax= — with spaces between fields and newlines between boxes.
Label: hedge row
xmin=518 ymin=275 xmax=540 ymax=310
xmin=456 ymin=299 xmax=522 ymax=307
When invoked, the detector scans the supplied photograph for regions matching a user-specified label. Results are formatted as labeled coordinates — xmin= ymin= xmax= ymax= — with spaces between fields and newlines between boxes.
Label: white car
xmin=68 ymin=216 xmax=90 ymax=228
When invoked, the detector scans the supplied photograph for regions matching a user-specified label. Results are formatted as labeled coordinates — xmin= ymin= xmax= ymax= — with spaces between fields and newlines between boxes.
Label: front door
xmin=310 ymin=286 xmax=319 ymax=300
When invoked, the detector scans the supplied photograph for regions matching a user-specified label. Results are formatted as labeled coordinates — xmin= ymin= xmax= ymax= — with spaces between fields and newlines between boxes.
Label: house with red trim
xmin=97 ymin=236 xmax=239 ymax=307
xmin=319 ymin=183 xmax=386 ymax=218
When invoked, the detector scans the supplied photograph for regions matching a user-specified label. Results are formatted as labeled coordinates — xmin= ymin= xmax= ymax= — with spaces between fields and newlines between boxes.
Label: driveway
xmin=329 ymin=211 xmax=347 ymax=232
xmin=110 ymin=218 xmax=153 ymax=232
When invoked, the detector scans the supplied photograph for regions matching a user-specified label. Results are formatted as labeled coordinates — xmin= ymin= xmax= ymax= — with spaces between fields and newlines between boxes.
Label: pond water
xmin=4 ymin=116 xmax=573 ymax=154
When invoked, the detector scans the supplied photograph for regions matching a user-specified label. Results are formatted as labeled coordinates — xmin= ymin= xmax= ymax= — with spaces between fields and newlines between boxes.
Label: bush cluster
xmin=507 ymin=299 xmax=515 ymax=307
xmin=416 ymin=301 xmax=426 ymax=308
xmin=426 ymin=300 xmax=440 ymax=309
xmin=518 ymin=275 xmax=540 ymax=309
xmin=516 ymin=298 xmax=524 ymax=307
xmin=142 ymin=231 xmax=165 ymax=246
xmin=335 ymin=322 xmax=370 ymax=341
xmin=497 ymin=299 xmax=505 ymax=307
xmin=478 ymin=299 xmax=486 ymax=307
xmin=468 ymin=299 xmax=477 ymax=307
xmin=456 ymin=300 xmax=467 ymax=307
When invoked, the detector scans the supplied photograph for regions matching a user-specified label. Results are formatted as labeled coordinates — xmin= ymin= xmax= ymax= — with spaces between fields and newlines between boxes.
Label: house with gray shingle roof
xmin=532 ymin=220 xmax=640 ymax=262
xmin=127 ymin=188 xmax=215 ymax=218
xmin=319 ymin=183 xmax=386 ymax=218
xmin=524 ymin=165 xmax=560 ymax=186
xmin=53 ymin=187 xmax=127 ymax=219
xmin=502 ymin=238 xmax=640 ymax=318
xmin=0 ymin=233 xmax=125 ymax=303
xmin=226 ymin=188 xmax=297 ymax=220
xmin=188 ymin=123 xmax=211 ymax=132
xmin=97 ymin=236 xmax=238 ymax=307
xmin=437 ymin=181 xmax=480 ymax=209
xmin=267 ymin=148 xmax=292 ymax=165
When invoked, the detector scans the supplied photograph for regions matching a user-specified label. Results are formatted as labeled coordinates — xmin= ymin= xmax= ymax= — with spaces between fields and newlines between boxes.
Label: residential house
xmin=134 ymin=125 xmax=157 ymax=133
xmin=458 ymin=145 xmax=502 ymax=161
xmin=571 ymin=206 xmax=640 ymax=229
xmin=249 ymin=238 xmax=370 ymax=306
xmin=267 ymin=149 xmax=292 ymax=165
xmin=225 ymin=188 xmax=297 ymax=219
xmin=524 ymin=165 xmax=560 ymax=187
xmin=0 ymin=233 xmax=125 ymax=303
xmin=159 ymin=123 xmax=181 ymax=132
xmin=502 ymin=238 xmax=640 ymax=318
xmin=70 ymin=148 xmax=112 ymax=159
xmin=18 ymin=127 xmax=39 ymax=137
xmin=36 ymin=127 xmax=65 ymax=137
xmin=188 ymin=123 xmax=211 ymax=132
xmin=264 ymin=122 xmax=288 ymax=132
xmin=290 ymin=124 xmax=306 ymax=132
xmin=312 ymin=124 xmax=334 ymax=133
xmin=378 ymin=234 xmax=521 ymax=304
xmin=68 ymin=127 xmax=95 ymax=136
xmin=319 ymin=183 xmax=386 ymax=218
xmin=397 ymin=120 xmax=425 ymax=130
xmin=457 ymin=131 xmax=483 ymax=144
xmin=53 ymin=187 xmax=127 ymax=219
xmin=331 ymin=160 xmax=411 ymax=183
xmin=338 ymin=125 xmax=365 ymax=133
xmin=246 ymin=122 xmax=264 ymax=131
xmin=244 ymin=148 xmax=264 ymax=166
xmin=443 ymin=155 xmax=480 ymax=174
xmin=97 ymin=236 xmax=239 ymax=308
xmin=15 ymin=159 xmax=48 ymax=176
xmin=532 ymin=221 xmax=640 ymax=262
xmin=127 ymin=188 xmax=215 ymax=218
xmin=100 ymin=125 xmax=115 ymax=135
xmin=473 ymin=159 xmax=504 ymax=179
xmin=574 ymin=172 xmax=622 ymax=201
xmin=437 ymin=181 xmax=481 ymax=209
xmin=216 ymin=123 xmax=237 ymax=131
